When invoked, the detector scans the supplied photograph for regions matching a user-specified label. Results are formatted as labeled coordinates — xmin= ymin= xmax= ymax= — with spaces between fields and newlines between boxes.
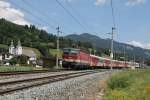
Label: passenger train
xmin=62 ymin=48 xmax=140 ymax=69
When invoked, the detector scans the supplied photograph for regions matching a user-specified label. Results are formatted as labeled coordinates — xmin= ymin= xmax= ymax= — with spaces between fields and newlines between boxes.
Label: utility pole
xmin=94 ymin=49 xmax=96 ymax=55
xmin=56 ymin=26 xmax=60 ymax=69
xmin=124 ymin=45 xmax=126 ymax=67
xmin=110 ymin=27 xmax=115 ymax=70
xmin=142 ymin=58 xmax=144 ymax=68
xmin=133 ymin=54 xmax=135 ymax=67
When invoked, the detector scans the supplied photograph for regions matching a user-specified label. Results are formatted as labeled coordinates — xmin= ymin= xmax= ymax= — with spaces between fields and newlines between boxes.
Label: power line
xmin=55 ymin=0 xmax=88 ymax=32
xmin=9 ymin=0 xmax=56 ymax=30
xmin=65 ymin=0 xmax=104 ymax=36
xmin=12 ymin=0 xmax=66 ymax=34
xmin=65 ymin=0 xmax=91 ymax=32
xmin=21 ymin=0 xmax=60 ymax=26
xmin=3 ymin=7 xmax=43 ymax=27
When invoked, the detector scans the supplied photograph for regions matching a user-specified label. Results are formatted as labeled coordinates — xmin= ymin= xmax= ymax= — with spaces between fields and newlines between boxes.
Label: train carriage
xmin=90 ymin=55 xmax=103 ymax=68
xmin=103 ymin=58 xmax=111 ymax=68
xmin=62 ymin=48 xmax=140 ymax=69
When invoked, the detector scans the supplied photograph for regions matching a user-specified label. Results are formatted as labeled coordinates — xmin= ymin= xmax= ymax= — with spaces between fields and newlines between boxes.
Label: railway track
xmin=0 ymin=69 xmax=68 ymax=76
xmin=0 ymin=70 xmax=99 ymax=95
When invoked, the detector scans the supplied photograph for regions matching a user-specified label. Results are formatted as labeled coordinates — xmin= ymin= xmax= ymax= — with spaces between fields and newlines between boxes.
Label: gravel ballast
xmin=0 ymin=71 xmax=112 ymax=100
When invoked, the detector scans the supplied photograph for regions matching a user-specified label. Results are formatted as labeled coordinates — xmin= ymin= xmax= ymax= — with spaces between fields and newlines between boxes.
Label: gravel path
xmin=0 ymin=71 xmax=113 ymax=100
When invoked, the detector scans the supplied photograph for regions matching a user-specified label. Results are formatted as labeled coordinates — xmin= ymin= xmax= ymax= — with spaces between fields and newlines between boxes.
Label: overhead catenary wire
xmin=8 ymin=0 xmax=56 ymax=31
xmin=65 ymin=0 xmax=91 ymax=33
xmin=21 ymin=0 xmax=61 ymax=27
xmin=3 ymin=6 xmax=43 ymax=27
xmin=11 ymin=0 xmax=67 ymax=35
xmin=65 ymin=0 xmax=105 ymax=36
xmin=55 ymin=0 xmax=88 ymax=32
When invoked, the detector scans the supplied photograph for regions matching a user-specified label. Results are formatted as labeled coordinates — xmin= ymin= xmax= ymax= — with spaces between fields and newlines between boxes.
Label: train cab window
xmin=63 ymin=49 xmax=80 ymax=55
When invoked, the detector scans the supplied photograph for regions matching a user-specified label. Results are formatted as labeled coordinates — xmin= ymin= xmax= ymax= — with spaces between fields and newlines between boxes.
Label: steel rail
xmin=0 ymin=69 xmax=68 ymax=76
xmin=0 ymin=70 xmax=99 ymax=95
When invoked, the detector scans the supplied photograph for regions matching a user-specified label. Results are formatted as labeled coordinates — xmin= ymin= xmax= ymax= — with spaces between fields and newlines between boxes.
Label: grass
xmin=104 ymin=69 xmax=150 ymax=100
xmin=0 ymin=44 xmax=41 ymax=58
xmin=49 ymin=49 xmax=63 ymax=58
xmin=30 ymin=47 xmax=41 ymax=58
xmin=0 ymin=66 xmax=44 ymax=72
xmin=0 ymin=44 xmax=8 ymax=49
xmin=23 ymin=47 xmax=42 ymax=58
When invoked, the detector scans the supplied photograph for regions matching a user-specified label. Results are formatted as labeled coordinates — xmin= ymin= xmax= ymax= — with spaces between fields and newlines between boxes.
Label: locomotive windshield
xmin=63 ymin=49 xmax=80 ymax=54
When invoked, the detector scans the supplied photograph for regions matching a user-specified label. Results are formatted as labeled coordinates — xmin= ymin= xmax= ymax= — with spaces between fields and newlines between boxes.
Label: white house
xmin=15 ymin=41 xmax=22 ymax=55
xmin=9 ymin=40 xmax=15 ymax=54
xmin=0 ymin=41 xmax=38 ymax=66
xmin=9 ymin=40 xmax=22 ymax=55
xmin=0 ymin=54 xmax=2 ymax=61
xmin=5 ymin=54 xmax=13 ymax=60
xmin=0 ymin=53 xmax=13 ymax=61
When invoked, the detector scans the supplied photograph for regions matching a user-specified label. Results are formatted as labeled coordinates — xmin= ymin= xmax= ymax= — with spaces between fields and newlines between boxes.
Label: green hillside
xmin=23 ymin=47 xmax=42 ymax=58
xmin=66 ymin=33 xmax=150 ymax=61
xmin=0 ymin=44 xmax=8 ymax=48
xmin=0 ymin=43 xmax=41 ymax=58
xmin=0 ymin=44 xmax=8 ymax=53
xmin=49 ymin=49 xmax=63 ymax=58
xmin=0 ymin=18 xmax=92 ymax=57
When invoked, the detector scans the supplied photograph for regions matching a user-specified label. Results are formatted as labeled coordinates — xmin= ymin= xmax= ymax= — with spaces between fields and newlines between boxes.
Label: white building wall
xmin=16 ymin=41 xmax=22 ymax=55
xmin=5 ymin=55 xmax=13 ymax=60
xmin=16 ymin=47 xmax=22 ymax=55
xmin=0 ymin=55 xmax=2 ymax=61
xmin=9 ymin=46 xmax=15 ymax=55
xmin=9 ymin=41 xmax=23 ymax=55
xmin=9 ymin=41 xmax=15 ymax=55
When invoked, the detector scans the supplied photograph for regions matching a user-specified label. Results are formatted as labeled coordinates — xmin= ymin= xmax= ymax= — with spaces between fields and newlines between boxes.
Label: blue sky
xmin=0 ymin=0 xmax=150 ymax=49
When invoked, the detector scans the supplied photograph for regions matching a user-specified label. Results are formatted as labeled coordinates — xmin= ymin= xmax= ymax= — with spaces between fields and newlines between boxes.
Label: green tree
xmin=9 ymin=57 xmax=17 ymax=65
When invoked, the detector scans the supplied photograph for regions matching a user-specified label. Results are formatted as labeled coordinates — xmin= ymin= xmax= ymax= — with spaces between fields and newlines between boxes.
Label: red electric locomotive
xmin=62 ymin=48 xmax=105 ymax=69
xmin=62 ymin=48 xmax=140 ymax=69
xmin=62 ymin=48 xmax=91 ymax=69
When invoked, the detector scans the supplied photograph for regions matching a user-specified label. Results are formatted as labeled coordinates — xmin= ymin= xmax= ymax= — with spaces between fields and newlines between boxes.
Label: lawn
xmin=49 ymin=49 xmax=63 ymax=58
xmin=0 ymin=44 xmax=8 ymax=49
xmin=23 ymin=47 xmax=42 ymax=58
xmin=0 ymin=66 xmax=44 ymax=72
xmin=104 ymin=69 xmax=150 ymax=100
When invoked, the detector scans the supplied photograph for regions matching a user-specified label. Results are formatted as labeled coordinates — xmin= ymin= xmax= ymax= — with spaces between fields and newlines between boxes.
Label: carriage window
xmin=63 ymin=49 xmax=79 ymax=54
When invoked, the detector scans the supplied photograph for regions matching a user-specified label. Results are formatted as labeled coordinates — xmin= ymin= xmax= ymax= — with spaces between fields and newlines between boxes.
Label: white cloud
xmin=126 ymin=0 xmax=146 ymax=6
xmin=0 ymin=1 xmax=30 ymax=25
xmin=94 ymin=0 xmax=107 ymax=6
xmin=127 ymin=40 xmax=150 ymax=49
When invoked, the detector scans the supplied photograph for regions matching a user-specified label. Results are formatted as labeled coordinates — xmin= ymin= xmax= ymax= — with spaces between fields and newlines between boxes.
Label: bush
xmin=104 ymin=70 xmax=150 ymax=100
xmin=107 ymin=73 xmax=131 ymax=89
xmin=9 ymin=55 xmax=28 ymax=65
xmin=17 ymin=55 xmax=28 ymax=64
xmin=42 ymin=57 xmax=56 ymax=68
xmin=9 ymin=57 xmax=17 ymax=65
